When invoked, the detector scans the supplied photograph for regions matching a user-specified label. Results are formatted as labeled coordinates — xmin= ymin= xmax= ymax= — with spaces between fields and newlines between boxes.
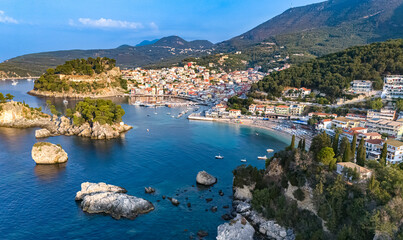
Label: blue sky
xmin=0 ymin=0 xmax=323 ymax=61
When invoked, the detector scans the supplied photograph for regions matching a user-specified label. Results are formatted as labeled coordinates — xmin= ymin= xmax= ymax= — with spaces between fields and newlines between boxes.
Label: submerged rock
xmin=75 ymin=182 xmax=154 ymax=220
xmin=144 ymin=187 xmax=155 ymax=194
xmin=217 ymin=214 xmax=255 ymax=240
xmin=31 ymin=142 xmax=68 ymax=164
xmin=197 ymin=230 xmax=209 ymax=238
xmin=196 ymin=171 xmax=217 ymax=186
xmin=168 ymin=197 xmax=180 ymax=206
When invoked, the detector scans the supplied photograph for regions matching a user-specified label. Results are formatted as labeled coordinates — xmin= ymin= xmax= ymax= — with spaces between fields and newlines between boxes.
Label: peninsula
xmin=28 ymin=57 xmax=128 ymax=98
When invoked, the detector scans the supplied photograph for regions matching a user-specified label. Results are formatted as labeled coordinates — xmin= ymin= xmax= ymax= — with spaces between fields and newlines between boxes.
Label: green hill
xmin=251 ymin=39 xmax=403 ymax=101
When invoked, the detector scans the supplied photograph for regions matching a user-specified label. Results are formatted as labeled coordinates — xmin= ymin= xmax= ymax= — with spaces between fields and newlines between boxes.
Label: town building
xmin=229 ymin=109 xmax=241 ymax=118
xmin=336 ymin=162 xmax=373 ymax=180
xmin=365 ymin=119 xmax=403 ymax=139
xmin=332 ymin=117 xmax=360 ymax=129
xmin=385 ymin=139 xmax=403 ymax=164
xmin=275 ymin=105 xmax=290 ymax=115
xmin=350 ymin=80 xmax=372 ymax=93
xmin=382 ymin=75 xmax=403 ymax=99
xmin=308 ymin=112 xmax=338 ymax=118
xmin=367 ymin=109 xmax=396 ymax=121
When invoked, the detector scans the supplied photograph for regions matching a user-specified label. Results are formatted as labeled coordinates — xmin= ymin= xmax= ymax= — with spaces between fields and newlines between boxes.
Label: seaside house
xmin=316 ymin=119 xmax=333 ymax=131
xmin=264 ymin=105 xmax=275 ymax=115
xmin=275 ymin=105 xmax=290 ymax=115
xmin=255 ymin=105 xmax=266 ymax=114
xmin=308 ymin=112 xmax=338 ymax=118
xmin=365 ymin=139 xmax=384 ymax=160
xmin=336 ymin=162 xmax=373 ymax=180
xmin=229 ymin=109 xmax=241 ymax=118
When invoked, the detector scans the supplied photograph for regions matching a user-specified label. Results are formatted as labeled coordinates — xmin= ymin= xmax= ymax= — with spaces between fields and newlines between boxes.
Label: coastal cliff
xmin=0 ymin=101 xmax=132 ymax=139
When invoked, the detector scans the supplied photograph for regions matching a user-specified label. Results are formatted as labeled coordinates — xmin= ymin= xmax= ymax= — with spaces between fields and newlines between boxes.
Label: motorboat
xmin=241 ymin=159 xmax=247 ymax=162
xmin=11 ymin=80 xmax=18 ymax=86
xmin=257 ymin=156 xmax=267 ymax=160
xmin=215 ymin=154 xmax=224 ymax=159
xmin=266 ymin=149 xmax=274 ymax=153
xmin=27 ymin=78 xmax=32 ymax=82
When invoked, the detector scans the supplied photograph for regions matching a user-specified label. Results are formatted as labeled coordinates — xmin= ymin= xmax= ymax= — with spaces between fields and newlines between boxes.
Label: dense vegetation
xmin=65 ymin=98 xmax=125 ymax=125
xmin=0 ymin=92 xmax=14 ymax=103
xmin=234 ymin=133 xmax=403 ymax=239
xmin=251 ymin=39 xmax=403 ymax=101
xmin=33 ymin=57 xmax=126 ymax=93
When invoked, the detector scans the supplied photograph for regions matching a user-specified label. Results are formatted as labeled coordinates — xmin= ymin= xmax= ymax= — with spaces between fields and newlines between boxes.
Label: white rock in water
xmin=35 ymin=129 xmax=51 ymax=138
xmin=75 ymin=182 xmax=127 ymax=200
xmin=31 ymin=142 xmax=68 ymax=164
xmin=80 ymin=192 xmax=154 ymax=220
xmin=196 ymin=171 xmax=217 ymax=186
xmin=76 ymin=182 xmax=154 ymax=220
xmin=217 ymin=214 xmax=255 ymax=240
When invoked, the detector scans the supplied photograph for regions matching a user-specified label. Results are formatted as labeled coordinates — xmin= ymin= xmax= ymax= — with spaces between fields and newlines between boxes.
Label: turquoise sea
xmin=0 ymin=80 xmax=288 ymax=239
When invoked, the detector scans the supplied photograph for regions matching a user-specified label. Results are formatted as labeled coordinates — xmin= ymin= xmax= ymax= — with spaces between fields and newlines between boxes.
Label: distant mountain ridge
xmin=2 ymin=0 xmax=403 ymax=77
xmin=0 ymin=36 xmax=214 ymax=77
xmin=218 ymin=0 xmax=403 ymax=51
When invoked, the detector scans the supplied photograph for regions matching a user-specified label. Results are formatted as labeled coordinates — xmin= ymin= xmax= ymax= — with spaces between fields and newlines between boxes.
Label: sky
xmin=0 ymin=0 xmax=323 ymax=61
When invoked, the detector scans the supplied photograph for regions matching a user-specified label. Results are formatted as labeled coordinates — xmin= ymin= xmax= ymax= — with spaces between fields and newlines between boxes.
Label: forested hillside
xmin=251 ymin=39 xmax=403 ymax=100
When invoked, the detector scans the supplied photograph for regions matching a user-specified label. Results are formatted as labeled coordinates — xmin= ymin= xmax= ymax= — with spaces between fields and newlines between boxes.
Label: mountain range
xmin=1 ymin=0 xmax=403 ymax=77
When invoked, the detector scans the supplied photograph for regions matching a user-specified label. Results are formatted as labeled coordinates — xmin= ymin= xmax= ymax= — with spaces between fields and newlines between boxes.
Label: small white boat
xmin=241 ymin=159 xmax=247 ymax=162
xmin=166 ymin=113 xmax=171 ymax=115
xmin=11 ymin=80 xmax=18 ymax=86
xmin=266 ymin=149 xmax=274 ymax=153
xmin=154 ymin=112 xmax=158 ymax=115
xmin=215 ymin=154 xmax=224 ymax=159
xmin=27 ymin=78 xmax=32 ymax=82
xmin=147 ymin=129 xmax=149 ymax=132
xmin=63 ymin=99 xmax=68 ymax=105
xmin=257 ymin=156 xmax=267 ymax=160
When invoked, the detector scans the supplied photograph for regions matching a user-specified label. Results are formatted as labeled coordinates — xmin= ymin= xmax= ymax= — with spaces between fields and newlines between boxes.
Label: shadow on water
xmin=71 ymin=135 xmax=126 ymax=156
xmin=34 ymin=163 xmax=66 ymax=181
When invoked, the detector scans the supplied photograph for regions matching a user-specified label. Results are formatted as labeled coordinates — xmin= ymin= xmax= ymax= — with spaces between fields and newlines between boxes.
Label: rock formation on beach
xmin=75 ymin=182 xmax=154 ymax=220
xmin=196 ymin=171 xmax=217 ymax=186
xmin=31 ymin=142 xmax=68 ymax=164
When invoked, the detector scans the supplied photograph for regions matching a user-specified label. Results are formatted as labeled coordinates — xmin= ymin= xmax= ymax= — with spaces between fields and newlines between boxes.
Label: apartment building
xmin=367 ymin=109 xmax=396 ymax=121
xmin=382 ymin=75 xmax=403 ymax=99
xmin=365 ymin=119 xmax=403 ymax=138
xmin=351 ymin=80 xmax=372 ymax=93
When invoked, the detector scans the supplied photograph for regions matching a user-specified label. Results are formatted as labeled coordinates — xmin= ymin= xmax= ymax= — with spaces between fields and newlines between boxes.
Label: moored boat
xmin=215 ymin=154 xmax=224 ymax=159
xmin=257 ymin=156 xmax=267 ymax=160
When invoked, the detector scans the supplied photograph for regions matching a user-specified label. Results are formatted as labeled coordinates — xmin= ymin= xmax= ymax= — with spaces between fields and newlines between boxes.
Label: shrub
xmin=293 ymin=188 xmax=305 ymax=201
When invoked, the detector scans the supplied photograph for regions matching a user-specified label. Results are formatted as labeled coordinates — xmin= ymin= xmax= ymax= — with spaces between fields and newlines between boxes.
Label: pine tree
xmin=342 ymin=142 xmax=352 ymax=162
xmin=356 ymin=138 xmax=366 ymax=166
xmin=351 ymin=134 xmax=357 ymax=157
xmin=332 ymin=133 xmax=340 ymax=156
xmin=380 ymin=143 xmax=388 ymax=165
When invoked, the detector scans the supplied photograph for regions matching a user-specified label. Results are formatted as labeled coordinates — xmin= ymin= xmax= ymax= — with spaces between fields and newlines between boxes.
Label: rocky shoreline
xmin=216 ymin=185 xmax=296 ymax=240
xmin=28 ymin=89 xmax=124 ymax=99
xmin=0 ymin=101 xmax=132 ymax=139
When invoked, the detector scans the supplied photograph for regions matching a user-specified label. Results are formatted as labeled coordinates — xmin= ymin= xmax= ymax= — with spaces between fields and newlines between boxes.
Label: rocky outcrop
xmin=35 ymin=129 xmax=52 ymax=138
xmin=196 ymin=171 xmax=217 ymax=186
xmin=233 ymin=184 xmax=254 ymax=202
xmin=144 ymin=187 xmax=155 ymax=194
xmin=217 ymin=214 xmax=255 ymax=240
xmin=75 ymin=182 xmax=154 ymax=220
xmin=31 ymin=142 xmax=68 ymax=164
xmin=75 ymin=182 xmax=127 ymax=200
xmin=232 ymin=200 xmax=295 ymax=240
xmin=0 ymin=101 xmax=132 ymax=140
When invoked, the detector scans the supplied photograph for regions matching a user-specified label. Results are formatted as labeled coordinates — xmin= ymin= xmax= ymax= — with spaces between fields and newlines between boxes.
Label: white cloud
xmin=71 ymin=17 xmax=143 ymax=29
xmin=149 ymin=22 xmax=159 ymax=31
xmin=0 ymin=10 xmax=18 ymax=24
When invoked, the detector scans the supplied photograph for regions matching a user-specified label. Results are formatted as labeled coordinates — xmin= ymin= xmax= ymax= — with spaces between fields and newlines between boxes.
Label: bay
xmin=0 ymin=80 xmax=288 ymax=239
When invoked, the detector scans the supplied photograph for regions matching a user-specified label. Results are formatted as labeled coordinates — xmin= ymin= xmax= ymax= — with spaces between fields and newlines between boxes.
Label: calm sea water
xmin=0 ymin=80 xmax=289 ymax=240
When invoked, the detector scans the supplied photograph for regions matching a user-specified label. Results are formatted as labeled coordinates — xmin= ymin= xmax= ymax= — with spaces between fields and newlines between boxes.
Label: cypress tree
xmin=356 ymin=138 xmax=366 ymax=166
xmin=333 ymin=133 xmax=340 ymax=156
xmin=342 ymin=142 xmax=352 ymax=162
xmin=380 ymin=143 xmax=388 ymax=165
xmin=290 ymin=135 xmax=295 ymax=150
xmin=351 ymin=134 xmax=357 ymax=156
xmin=298 ymin=139 xmax=302 ymax=149
xmin=302 ymin=138 xmax=306 ymax=151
